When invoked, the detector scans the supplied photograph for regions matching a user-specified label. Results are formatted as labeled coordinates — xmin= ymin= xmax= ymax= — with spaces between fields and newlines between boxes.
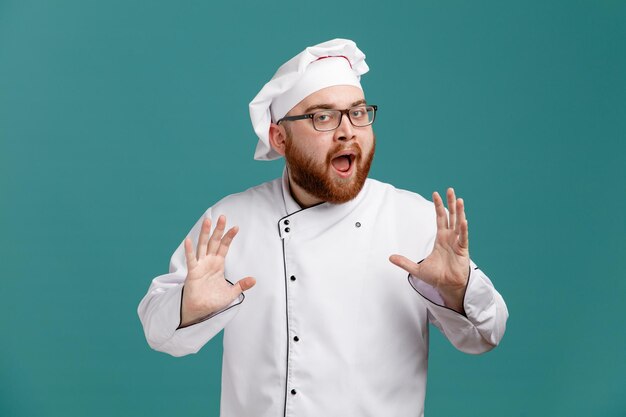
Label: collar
xmin=281 ymin=167 xmax=303 ymax=215
xmin=278 ymin=167 xmax=371 ymax=240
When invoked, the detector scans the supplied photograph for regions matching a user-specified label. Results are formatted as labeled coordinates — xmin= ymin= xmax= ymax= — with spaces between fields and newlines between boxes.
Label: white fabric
xmin=138 ymin=171 xmax=508 ymax=417
xmin=270 ymin=57 xmax=362 ymax=125
xmin=249 ymin=39 xmax=369 ymax=161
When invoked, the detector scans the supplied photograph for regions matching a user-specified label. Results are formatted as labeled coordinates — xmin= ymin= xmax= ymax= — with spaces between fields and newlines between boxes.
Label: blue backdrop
xmin=1 ymin=1 xmax=625 ymax=416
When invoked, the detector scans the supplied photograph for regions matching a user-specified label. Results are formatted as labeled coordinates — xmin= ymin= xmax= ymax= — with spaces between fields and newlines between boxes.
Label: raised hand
xmin=389 ymin=188 xmax=470 ymax=313
xmin=180 ymin=215 xmax=256 ymax=327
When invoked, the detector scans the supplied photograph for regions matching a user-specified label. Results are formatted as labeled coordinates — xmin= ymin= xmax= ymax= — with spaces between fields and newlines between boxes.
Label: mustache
xmin=326 ymin=143 xmax=363 ymax=162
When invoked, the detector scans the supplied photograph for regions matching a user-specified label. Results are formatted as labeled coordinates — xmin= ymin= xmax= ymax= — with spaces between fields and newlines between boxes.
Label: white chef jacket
xmin=138 ymin=170 xmax=508 ymax=417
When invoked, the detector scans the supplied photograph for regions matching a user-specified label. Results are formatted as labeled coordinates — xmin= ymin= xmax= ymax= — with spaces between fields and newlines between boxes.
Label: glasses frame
xmin=277 ymin=104 xmax=378 ymax=132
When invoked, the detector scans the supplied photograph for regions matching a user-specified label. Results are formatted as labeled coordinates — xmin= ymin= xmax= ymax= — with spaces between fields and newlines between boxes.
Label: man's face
xmin=282 ymin=85 xmax=376 ymax=205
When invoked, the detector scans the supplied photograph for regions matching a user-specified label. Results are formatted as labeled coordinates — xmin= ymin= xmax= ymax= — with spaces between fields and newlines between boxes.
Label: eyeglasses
xmin=277 ymin=105 xmax=378 ymax=132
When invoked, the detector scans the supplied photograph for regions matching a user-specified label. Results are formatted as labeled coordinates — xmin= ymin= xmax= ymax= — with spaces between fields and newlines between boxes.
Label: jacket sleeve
xmin=408 ymin=259 xmax=508 ymax=354
xmin=137 ymin=209 xmax=244 ymax=357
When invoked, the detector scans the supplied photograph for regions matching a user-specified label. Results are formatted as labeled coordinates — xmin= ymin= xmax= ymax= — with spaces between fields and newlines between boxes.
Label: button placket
xmin=282 ymin=218 xmax=292 ymax=236
xmin=286 ymin=277 xmax=300 ymax=406
xmin=280 ymin=213 xmax=307 ymax=413
xmin=283 ymin=236 xmax=300 ymax=412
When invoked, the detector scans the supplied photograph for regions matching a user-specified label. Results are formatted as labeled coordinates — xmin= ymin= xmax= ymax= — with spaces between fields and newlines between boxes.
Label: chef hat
xmin=249 ymin=38 xmax=369 ymax=161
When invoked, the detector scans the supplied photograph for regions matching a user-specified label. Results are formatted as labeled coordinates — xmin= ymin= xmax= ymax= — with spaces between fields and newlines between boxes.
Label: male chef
xmin=138 ymin=39 xmax=508 ymax=417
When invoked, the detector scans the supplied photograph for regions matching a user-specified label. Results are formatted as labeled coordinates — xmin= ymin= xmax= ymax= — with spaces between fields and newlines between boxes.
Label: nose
xmin=334 ymin=112 xmax=355 ymax=141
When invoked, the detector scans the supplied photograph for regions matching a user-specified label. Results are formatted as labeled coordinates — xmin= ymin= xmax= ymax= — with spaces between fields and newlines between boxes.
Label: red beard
xmin=284 ymin=135 xmax=375 ymax=204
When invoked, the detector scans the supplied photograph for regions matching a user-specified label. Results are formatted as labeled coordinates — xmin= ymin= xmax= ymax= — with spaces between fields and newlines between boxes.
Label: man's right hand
xmin=179 ymin=215 xmax=256 ymax=328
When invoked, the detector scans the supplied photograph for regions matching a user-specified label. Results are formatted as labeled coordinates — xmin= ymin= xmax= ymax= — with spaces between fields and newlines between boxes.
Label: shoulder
xmin=362 ymin=178 xmax=438 ymax=244
xmin=364 ymin=178 xmax=434 ymax=212
xmin=207 ymin=177 xmax=284 ymax=217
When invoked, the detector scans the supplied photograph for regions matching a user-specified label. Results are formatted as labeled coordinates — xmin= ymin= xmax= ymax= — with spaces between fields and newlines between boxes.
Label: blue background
xmin=1 ymin=1 xmax=625 ymax=416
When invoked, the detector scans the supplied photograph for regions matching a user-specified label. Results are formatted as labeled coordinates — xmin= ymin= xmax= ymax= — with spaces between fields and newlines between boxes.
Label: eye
xmin=351 ymin=107 xmax=367 ymax=119
xmin=314 ymin=111 xmax=335 ymax=124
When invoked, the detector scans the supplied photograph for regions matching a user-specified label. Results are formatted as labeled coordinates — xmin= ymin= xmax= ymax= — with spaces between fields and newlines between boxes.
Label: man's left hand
xmin=389 ymin=187 xmax=470 ymax=314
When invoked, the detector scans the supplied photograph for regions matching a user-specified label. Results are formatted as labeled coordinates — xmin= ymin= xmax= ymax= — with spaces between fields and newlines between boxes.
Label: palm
xmin=180 ymin=215 xmax=255 ymax=327
xmin=415 ymin=226 xmax=469 ymax=290
xmin=186 ymin=249 xmax=236 ymax=314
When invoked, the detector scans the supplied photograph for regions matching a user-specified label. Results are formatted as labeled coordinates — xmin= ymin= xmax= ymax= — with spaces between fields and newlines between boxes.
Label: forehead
xmin=290 ymin=85 xmax=365 ymax=113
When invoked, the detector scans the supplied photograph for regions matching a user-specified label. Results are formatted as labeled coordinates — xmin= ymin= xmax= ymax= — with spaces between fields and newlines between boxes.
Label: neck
xmin=287 ymin=173 xmax=324 ymax=208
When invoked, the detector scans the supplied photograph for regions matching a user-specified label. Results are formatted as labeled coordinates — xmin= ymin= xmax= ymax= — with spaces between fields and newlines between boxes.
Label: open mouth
xmin=330 ymin=151 xmax=357 ymax=175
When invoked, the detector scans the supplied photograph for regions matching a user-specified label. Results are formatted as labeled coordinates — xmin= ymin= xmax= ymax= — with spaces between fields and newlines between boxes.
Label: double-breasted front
xmin=138 ymin=172 xmax=508 ymax=417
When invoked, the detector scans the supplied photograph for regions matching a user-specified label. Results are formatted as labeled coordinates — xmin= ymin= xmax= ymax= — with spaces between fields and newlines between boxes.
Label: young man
xmin=138 ymin=39 xmax=508 ymax=417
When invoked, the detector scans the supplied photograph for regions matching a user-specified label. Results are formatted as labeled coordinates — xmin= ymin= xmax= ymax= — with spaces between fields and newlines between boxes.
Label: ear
xmin=268 ymin=123 xmax=287 ymax=157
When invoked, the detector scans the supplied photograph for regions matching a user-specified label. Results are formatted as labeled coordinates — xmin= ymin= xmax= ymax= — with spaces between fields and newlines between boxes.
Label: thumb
xmin=233 ymin=276 xmax=256 ymax=296
xmin=389 ymin=254 xmax=422 ymax=277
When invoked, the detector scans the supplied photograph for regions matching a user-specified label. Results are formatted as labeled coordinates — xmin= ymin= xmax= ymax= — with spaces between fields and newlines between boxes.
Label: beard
xmin=284 ymin=134 xmax=375 ymax=205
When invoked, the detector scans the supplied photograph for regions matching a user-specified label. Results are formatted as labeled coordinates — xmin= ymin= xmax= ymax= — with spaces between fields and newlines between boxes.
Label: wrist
xmin=179 ymin=284 xmax=215 ymax=328
xmin=439 ymin=287 xmax=466 ymax=314
xmin=437 ymin=266 xmax=471 ymax=314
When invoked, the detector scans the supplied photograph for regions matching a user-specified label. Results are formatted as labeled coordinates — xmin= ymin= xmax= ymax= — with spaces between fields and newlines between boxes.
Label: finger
xmin=232 ymin=276 xmax=256 ymax=298
xmin=455 ymin=198 xmax=466 ymax=235
xmin=447 ymin=187 xmax=456 ymax=230
xmin=238 ymin=276 xmax=256 ymax=292
xmin=196 ymin=218 xmax=212 ymax=260
xmin=207 ymin=215 xmax=226 ymax=255
xmin=389 ymin=254 xmax=421 ymax=276
xmin=433 ymin=192 xmax=448 ymax=229
xmin=217 ymin=226 xmax=239 ymax=258
xmin=459 ymin=217 xmax=469 ymax=250
xmin=183 ymin=237 xmax=197 ymax=269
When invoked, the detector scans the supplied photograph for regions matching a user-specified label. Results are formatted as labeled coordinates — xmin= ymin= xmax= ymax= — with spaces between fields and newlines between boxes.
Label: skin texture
xmin=180 ymin=215 xmax=256 ymax=327
xmin=269 ymin=85 xmax=376 ymax=207
xmin=180 ymin=85 xmax=471 ymax=326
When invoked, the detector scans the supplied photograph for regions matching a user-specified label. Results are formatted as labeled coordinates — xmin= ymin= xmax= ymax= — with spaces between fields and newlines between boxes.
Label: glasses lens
xmin=311 ymin=106 xmax=377 ymax=131
xmin=312 ymin=110 xmax=341 ymax=131
xmin=350 ymin=106 xmax=376 ymax=127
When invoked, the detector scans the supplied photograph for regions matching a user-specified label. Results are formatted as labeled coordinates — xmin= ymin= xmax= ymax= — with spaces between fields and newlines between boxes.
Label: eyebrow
xmin=303 ymin=99 xmax=367 ymax=114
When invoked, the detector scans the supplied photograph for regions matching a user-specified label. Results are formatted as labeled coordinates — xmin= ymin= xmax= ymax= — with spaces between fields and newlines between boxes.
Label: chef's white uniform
xmin=138 ymin=171 xmax=508 ymax=417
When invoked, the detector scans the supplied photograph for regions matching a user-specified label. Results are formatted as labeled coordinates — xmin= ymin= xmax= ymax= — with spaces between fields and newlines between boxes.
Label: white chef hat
xmin=249 ymin=38 xmax=369 ymax=161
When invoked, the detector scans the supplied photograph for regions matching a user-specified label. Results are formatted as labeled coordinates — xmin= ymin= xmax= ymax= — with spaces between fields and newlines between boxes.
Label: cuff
xmin=177 ymin=284 xmax=245 ymax=329
xmin=408 ymin=266 xmax=496 ymax=323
